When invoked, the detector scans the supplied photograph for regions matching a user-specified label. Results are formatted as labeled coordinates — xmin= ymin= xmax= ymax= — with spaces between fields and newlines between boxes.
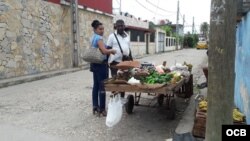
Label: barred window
xmin=130 ymin=29 xmax=145 ymax=42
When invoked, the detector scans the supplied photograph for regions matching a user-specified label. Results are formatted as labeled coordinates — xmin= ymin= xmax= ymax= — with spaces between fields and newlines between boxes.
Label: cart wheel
xmin=167 ymin=99 xmax=176 ymax=120
xmin=157 ymin=94 xmax=164 ymax=106
xmin=125 ymin=95 xmax=134 ymax=114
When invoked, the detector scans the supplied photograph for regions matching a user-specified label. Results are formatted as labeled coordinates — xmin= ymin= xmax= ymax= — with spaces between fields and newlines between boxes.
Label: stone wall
xmin=0 ymin=0 xmax=72 ymax=79
xmin=78 ymin=8 xmax=113 ymax=66
xmin=0 ymin=0 xmax=113 ymax=79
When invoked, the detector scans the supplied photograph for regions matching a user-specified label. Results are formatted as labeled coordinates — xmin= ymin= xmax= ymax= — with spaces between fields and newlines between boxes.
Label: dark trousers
xmin=110 ymin=62 xmax=125 ymax=98
xmin=203 ymin=67 xmax=208 ymax=82
xmin=91 ymin=63 xmax=109 ymax=111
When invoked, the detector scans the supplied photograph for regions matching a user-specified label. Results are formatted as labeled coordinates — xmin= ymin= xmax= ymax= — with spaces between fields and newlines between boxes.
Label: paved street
xmin=0 ymin=49 xmax=207 ymax=141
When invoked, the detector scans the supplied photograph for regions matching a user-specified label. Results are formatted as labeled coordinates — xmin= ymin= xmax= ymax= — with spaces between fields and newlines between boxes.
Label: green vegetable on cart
xmin=140 ymin=71 xmax=174 ymax=84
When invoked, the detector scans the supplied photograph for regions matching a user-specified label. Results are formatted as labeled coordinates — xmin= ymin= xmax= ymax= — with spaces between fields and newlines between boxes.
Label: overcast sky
xmin=113 ymin=0 xmax=211 ymax=33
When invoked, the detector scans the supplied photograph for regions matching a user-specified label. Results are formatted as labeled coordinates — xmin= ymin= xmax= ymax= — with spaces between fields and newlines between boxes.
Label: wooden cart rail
xmin=105 ymin=77 xmax=186 ymax=94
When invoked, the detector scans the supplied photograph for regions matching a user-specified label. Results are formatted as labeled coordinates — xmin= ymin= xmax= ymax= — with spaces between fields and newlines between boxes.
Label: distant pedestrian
xmin=198 ymin=51 xmax=208 ymax=89
xmin=90 ymin=20 xmax=116 ymax=116
xmin=203 ymin=51 xmax=208 ymax=82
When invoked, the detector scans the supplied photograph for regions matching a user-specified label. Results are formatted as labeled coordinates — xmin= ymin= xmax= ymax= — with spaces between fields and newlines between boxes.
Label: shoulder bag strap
xmin=114 ymin=33 xmax=124 ymax=55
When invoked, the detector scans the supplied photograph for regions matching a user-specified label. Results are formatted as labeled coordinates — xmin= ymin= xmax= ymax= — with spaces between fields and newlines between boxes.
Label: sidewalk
xmin=0 ymin=124 xmax=65 ymax=141
xmin=173 ymin=82 xmax=207 ymax=141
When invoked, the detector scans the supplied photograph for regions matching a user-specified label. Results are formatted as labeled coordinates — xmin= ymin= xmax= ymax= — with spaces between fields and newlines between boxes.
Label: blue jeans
xmin=90 ymin=63 xmax=109 ymax=111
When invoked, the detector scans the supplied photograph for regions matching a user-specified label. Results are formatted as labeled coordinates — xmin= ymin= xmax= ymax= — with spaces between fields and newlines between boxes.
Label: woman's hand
xmin=98 ymin=40 xmax=116 ymax=55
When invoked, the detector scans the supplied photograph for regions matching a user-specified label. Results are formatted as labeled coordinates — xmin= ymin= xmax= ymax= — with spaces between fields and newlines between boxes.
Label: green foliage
xmin=179 ymin=36 xmax=184 ymax=46
xmin=200 ymin=22 xmax=209 ymax=39
xmin=193 ymin=34 xmax=199 ymax=45
xmin=161 ymin=26 xmax=173 ymax=36
xmin=149 ymin=21 xmax=155 ymax=29
xmin=184 ymin=34 xmax=199 ymax=48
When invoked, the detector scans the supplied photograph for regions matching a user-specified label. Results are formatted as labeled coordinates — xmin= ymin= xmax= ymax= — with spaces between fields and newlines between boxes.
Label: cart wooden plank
xmin=105 ymin=77 xmax=186 ymax=94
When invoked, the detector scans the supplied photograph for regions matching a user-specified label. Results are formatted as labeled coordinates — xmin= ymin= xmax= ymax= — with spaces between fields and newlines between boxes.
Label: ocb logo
xmin=222 ymin=125 xmax=249 ymax=141
xmin=226 ymin=129 xmax=247 ymax=136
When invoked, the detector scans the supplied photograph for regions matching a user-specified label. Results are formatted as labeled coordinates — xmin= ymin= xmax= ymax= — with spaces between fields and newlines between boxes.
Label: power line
xmin=146 ymin=0 xmax=176 ymax=14
xmin=115 ymin=0 xmax=120 ymax=5
xmin=153 ymin=0 xmax=160 ymax=18
xmin=135 ymin=0 xmax=175 ymax=17
xmin=179 ymin=12 xmax=183 ymax=18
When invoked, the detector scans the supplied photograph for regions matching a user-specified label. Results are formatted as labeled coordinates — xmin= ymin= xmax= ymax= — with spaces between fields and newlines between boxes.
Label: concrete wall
xmin=235 ymin=11 xmax=250 ymax=123
xmin=148 ymin=43 xmax=156 ymax=54
xmin=165 ymin=37 xmax=177 ymax=52
xmin=130 ymin=42 xmax=146 ymax=57
xmin=0 ymin=0 xmax=113 ymax=79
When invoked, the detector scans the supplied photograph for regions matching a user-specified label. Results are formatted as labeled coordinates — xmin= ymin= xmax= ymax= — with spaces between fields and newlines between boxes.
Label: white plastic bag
xmin=127 ymin=77 xmax=140 ymax=85
xmin=106 ymin=95 xmax=123 ymax=127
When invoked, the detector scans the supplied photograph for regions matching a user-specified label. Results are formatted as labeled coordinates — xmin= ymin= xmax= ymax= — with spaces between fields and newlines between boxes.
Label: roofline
xmin=126 ymin=26 xmax=155 ymax=33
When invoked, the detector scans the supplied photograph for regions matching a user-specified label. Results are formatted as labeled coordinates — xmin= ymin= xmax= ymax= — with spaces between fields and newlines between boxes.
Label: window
xmin=150 ymin=33 xmax=155 ymax=42
xmin=130 ymin=29 xmax=145 ymax=42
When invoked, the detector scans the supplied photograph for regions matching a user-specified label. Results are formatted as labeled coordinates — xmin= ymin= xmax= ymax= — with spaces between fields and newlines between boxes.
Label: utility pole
xmin=119 ymin=0 xmax=122 ymax=14
xmin=182 ymin=14 xmax=185 ymax=49
xmin=70 ymin=0 xmax=80 ymax=67
xmin=192 ymin=16 xmax=195 ymax=34
xmin=175 ymin=0 xmax=179 ymax=50
xmin=183 ymin=15 xmax=185 ymax=36
xmin=205 ymin=0 xmax=237 ymax=141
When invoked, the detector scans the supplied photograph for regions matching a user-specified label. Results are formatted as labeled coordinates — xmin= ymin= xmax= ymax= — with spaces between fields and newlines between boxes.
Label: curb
xmin=173 ymin=88 xmax=207 ymax=141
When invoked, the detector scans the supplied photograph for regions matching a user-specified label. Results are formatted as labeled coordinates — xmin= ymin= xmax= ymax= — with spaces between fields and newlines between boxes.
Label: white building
xmin=113 ymin=13 xmax=178 ymax=56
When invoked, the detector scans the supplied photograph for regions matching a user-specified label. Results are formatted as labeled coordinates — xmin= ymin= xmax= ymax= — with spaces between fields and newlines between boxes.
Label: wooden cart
xmin=104 ymin=75 xmax=193 ymax=120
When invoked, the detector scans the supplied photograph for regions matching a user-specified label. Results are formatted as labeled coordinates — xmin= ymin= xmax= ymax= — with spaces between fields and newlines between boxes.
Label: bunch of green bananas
xmin=171 ymin=72 xmax=182 ymax=84
xmin=233 ymin=108 xmax=245 ymax=122
xmin=183 ymin=62 xmax=193 ymax=72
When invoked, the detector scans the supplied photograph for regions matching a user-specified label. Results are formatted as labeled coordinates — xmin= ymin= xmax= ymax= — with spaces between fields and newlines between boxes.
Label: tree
xmin=183 ymin=34 xmax=198 ymax=48
xmin=161 ymin=26 xmax=172 ymax=36
xmin=149 ymin=21 xmax=155 ymax=29
xmin=205 ymin=0 xmax=237 ymax=141
xmin=192 ymin=34 xmax=199 ymax=45
xmin=200 ymin=22 xmax=209 ymax=39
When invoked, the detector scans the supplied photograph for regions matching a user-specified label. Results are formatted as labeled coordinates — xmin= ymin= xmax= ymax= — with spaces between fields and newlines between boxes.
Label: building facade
xmin=0 ymin=0 xmax=113 ymax=79
xmin=234 ymin=0 xmax=250 ymax=123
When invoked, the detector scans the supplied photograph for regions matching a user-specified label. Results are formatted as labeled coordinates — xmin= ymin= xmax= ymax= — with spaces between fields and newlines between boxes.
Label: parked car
xmin=196 ymin=41 xmax=208 ymax=49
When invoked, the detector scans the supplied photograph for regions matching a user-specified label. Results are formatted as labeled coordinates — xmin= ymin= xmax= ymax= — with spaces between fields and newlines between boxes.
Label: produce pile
xmin=183 ymin=61 xmax=193 ymax=72
xmin=233 ymin=108 xmax=245 ymax=122
xmin=114 ymin=61 xmax=189 ymax=85
xmin=198 ymin=99 xmax=208 ymax=111
xmin=139 ymin=71 xmax=182 ymax=84
xmin=198 ymin=99 xmax=245 ymax=122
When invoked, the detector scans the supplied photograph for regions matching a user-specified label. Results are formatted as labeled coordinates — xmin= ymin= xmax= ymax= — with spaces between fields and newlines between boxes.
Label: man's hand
xmin=110 ymin=49 xmax=116 ymax=55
